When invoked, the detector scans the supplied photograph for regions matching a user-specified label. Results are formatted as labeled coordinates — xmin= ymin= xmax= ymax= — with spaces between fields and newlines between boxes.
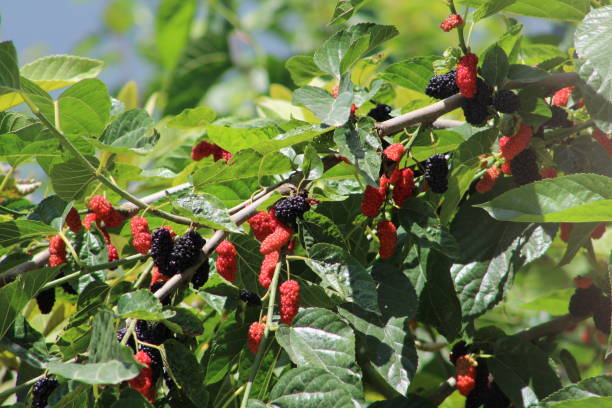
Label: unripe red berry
xmin=392 ymin=168 xmax=415 ymax=207
xmin=475 ymin=166 xmax=501 ymax=194
xmin=559 ymin=222 xmax=572 ymax=243
xmin=540 ymin=167 xmax=558 ymax=179
xmin=456 ymin=53 xmax=478 ymax=98
xmin=216 ymin=241 xmax=238 ymax=282
xmin=128 ymin=350 xmax=156 ymax=403
xmin=552 ymin=86 xmax=574 ymax=107
xmin=591 ymin=223 xmax=606 ymax=240
xmin=130 ymin=216 xmax=150 ymax=235
xmin=455 ymin=355 xmax=477 ymax=396
xmin=360 ymin=185 xmax=385 ymax=217
xmin=499 ymin=123 xmax=533 ymax=161
xmin=107 ymin=244 xmax=119 ymax=264
xmin=215 ymin=240 xmax=237 ymax=257
xmin=259 ymin=251 xmax=279 ymax=288
xmin=440 ymin=14 xmax=463 ymax=31
xmin=248 ymin=211 xmax=279 ymax=242
xmin=377 ymin=221 xmax=397 ymax=259
xmin=49 ymin=235 xmax=66 ymax=257
xmin=279 ymin=280 xmax=300 ymax=324
xmin=48 ymin=254 xmax=66 ymax=267
xmin=83 ymin=212 xmax=98 ymax=230
xmin=133 ymin=233 xmax=151 ymax=255
xmin=87 ymin=195 xmax=124 ymax=228
xmin=574 ymin=276 xmax=593 ymax=289
xmin=247 ymin=321 xmax=265 ymax=354
xmin=383 ymin=143 xmax=404 ymax=162
xmin=65 ymin=207 xmax=82 ymax=233
xmin=259 ymin=224 xmax=293 ymax=255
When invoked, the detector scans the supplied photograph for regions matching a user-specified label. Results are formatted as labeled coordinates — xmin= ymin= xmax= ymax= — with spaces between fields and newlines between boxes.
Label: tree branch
xmin=375 ymin=72 xmax=579 ymax=137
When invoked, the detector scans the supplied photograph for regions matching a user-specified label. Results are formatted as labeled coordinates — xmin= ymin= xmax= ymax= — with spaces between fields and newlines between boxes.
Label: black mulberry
xmin=191 ymin=260 xmax=210 ymax=290
xmin=36 ymin=288 xmax=56 ymax=314
xmin=151 ymin=228 xmax=175 ymax=277
xmin=168 ymin=230 xmax=205 ymax=274
xmin=509 ymin=149 xmax=541 ymax=186
xmin=543 ymin=105 xmax=572 ymax=129
xmin=593 ymin=296 xmax=611 ymax=335
xmin=425 ymin=70 xmax=459 ymax=99
xmin=367 ymin=103 xmax=394 ymax=122
xmin=32 ymin=377 xmax=58 ymax=408
xmin=424 ymin=154 xmax=449 ymax=193
xmin=449 ymin=340 xmax=468 ymax=365
xmin=273 ymin=195 xmax=310 ymax=228
xmin=462 ymin=98 xmax=491 ymax=126
xmin=133 ymin=320 xmax=171 ymax=382
xmin=492 ymin=90 xmax=520 ymax=113
xmin=239 ymin=289 xmax=262 ymax=306
xmin=569 ymin=285 xmax=604 ymax=317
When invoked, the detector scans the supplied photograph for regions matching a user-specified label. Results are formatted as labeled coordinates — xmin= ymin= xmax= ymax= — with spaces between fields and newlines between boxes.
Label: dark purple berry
xmin=509 ymin=149 xmax=541 ymax=186
xmin=425 ymin=70 xmax=459 ymax=99
xmin=492 ymin=90 xmax=520 ymax=114
xmin=36 ymin=289 xmax=56 ymax=314
xmin=273 ymin=195 xmax=310 ymax=228
xmin=239 ymin=289 xmax=262 ymax=306
xmin=367 ymin=103 xmax=394 ymax=122
xmin=32 ymin=377 xmax=58 ymax=408
xmin=151 ymin=228 xmax=175 ymax=276
xmin=424 ymin=154 xmax=449 ymax=193
xmin=168 ymin=230 xmax=205 ymax=274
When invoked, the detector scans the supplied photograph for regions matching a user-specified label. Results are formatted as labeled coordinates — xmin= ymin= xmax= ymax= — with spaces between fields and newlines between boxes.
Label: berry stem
xmin=240 ymin=256 xmax=283 ymax=408
xmin=447 ymin=0 xmax=469 ymax=54
xmin=0 ymin=165 xmax=16 ymax=193
xmin=133 ymin=262 xmax=155 ymax=289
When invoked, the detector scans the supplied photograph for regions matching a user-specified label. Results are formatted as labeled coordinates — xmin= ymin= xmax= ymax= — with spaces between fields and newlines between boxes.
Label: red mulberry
xmin=216 ymin=241 xmax=238 ymax=282
xmin=456 ymin=53 xmax=478 ymax=98
xmin=475 ymin=166 xmax=501 ymax=194
xmin=360 ymin=185 xmax=385 ymax=217
xmin=260 ymin=224 xmax=293 ymax=255
xmin=130 ymin=216 xmax=151 ymax=255
xmin=455 ymin=355 xmax=477 ymax=396
xmin=248 ymin=211 xmax=278 ymax=242
xmin=499 ymin=123 xmax=533 ymax=161
xmin=392 ymin=168 xmax=415 ymax=207
xmin=377 ymin=221 xmax=397 ymax=259
xmin=191 ymin=141 xmax=232 ymax=163
xmin=440 ymin=14 xmax=463 ymax=31
xmin=216 ymin=240 xmax=236 ymax=257
xmin=65 ymin=208 xmax=82 ymax=233
xmin=559 ymin=223 xmax=573 ymax=243
xmin=107 ymin=244 xmax=119 ymax=263
xmin=591 ymin=223 xmax=606 ymax=240
xmin=83 ymin=212 xmax=98 ymax=230
xmin=247 ymin=321 xmax=265 ymax=354
xmin=259 ymin=251 xmax=279 ymax=288
xmin=540 ymin=167 xmax=557 ymax=179
xmin=279 ymin=280 xmax=300 ymax=324
xmin=383 ymin=143 xmax=404 ymax=162
xmin=49 ymin=235 xmax=66 ymax=257
xmin=88 ymin=195 xmax=123 ymax=228
xmin=130 ymin=216 xmax=150 ymax=235
xmin=552 ymin=86 xmax=574 ymax=107
xmin=128 ymin=350 xmax=156 ymax=403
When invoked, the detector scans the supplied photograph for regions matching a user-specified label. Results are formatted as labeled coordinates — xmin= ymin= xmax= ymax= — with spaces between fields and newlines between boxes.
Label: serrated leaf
xmin=542 ymin=375 xmax=612 ymax=404
xmin=300 ymin=211 xmax=348 ymax=251
xmin=117 ymin=290 xmax=166 ymax=320
xmin=0 ymin=41 xmax=20 ymax=91
xmin=333 ymin=123 xmax=381 ymax=186
xmin=27 ymin=195 xmax=72 ymax=231
xmin=474 ymin=0 xmax=517 ymax=21
xmin=164 ymin=339 xmax=209 ymax=407
xmin=170 ymin=192 xmax=242 ymax=233
xmin=480 ymin=45 xmax=509 ymax=87
xmin=306 ymin=243 xmax=379 ymax=314
xmin=57 ymin=78 xmax=111 ymax=136
xmin=378 ymin=56 xmax=437 ymax=94
xmin=90 ymin=109 xmax=157 ymax=154
xmin=477 ymin=174 xmax=612 ymax=222
xmin=329 ymin=0 xmax=367 ymax=25
xmin=269 ymin=366 xmax=355 ymax=407
xmin=49 ymin=158 xmax=95 ymax=201
xmin=293 ymin=86 xmax=352 ymax=126
xmin=338 ymin=303 xmax=417 ymax=395
xmin=0 ymin=220 xmax=57 ymax=247
xmin=156 ymin=0 xmax=197 ymax=69
xmin=275 ymin=308 xmax=363 ymax=400
xmin=167 ymin=106 xmax=216 ymax=129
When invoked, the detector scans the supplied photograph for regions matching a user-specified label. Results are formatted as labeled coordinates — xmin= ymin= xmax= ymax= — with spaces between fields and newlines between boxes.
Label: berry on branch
xmin=455 ymin=355 xmax=477 ymax=396
xmin=456 ymin=53 xmax=478 ymax=98
xmin=360 ymin=184 xmax=385 ymax=217
xmin=150 ymin=227 xmax=175 ymax=276
xmin=392 ymin=168 xmax=415 ymax=207
xmin=425 ymin=70 xmax=459 ymax=99
xmin=424 ymin=153 xmax=449 ymax=193
xmin=247 ymin=321 xmax=265 ymax=354
xmin=248 ymin=211 xmax=279 ymax=242
xmin=279 ymin=279 xmax=300 ymax=324
xmin=259 ymin=250 xmax=279 ymax=288
xmin=32 ymin=377 xmax=59 ymax=408
xmin=260 ymin=224 xmax=293 ymax=255
xmin=273 ymin=194 xmax=310 ymax=228
xmin=492 ymin=90 xmax=520 ymax=114
xmin=169 ymin=229 xmax=206 ymax=274
xmin=377 ymin=220 xmax=397 ymax=259
xmin=475 ymin=166 xmax=502 ymax=194
xmin=216 ymin=240 xmax=238 ymax=282
xmin=383 ymin=143 xmax=405 ymax=162
xmin=367 ymin=103 xmax=394 ymax=122
xmin=509 ymin=148 xmax=541 ymax=186
xmin=440 ymin=14 xmax=463 ymax=32
xmin=65 ymin=207 xmax=82 ymax=233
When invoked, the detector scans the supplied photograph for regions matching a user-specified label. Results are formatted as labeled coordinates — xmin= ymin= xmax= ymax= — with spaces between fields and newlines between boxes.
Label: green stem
xmin=240 ymin=257 xmax=283 ymax=408
xmin=133 ymin=261 xmax=155 ymax=289
xmin=41 ymin=254 xmax=148 ymax=290
xmin=447 ymin=0 xmax=469 ymax=54
xmin=220 ymin=385 xmax=245 ymax=408
xmin=19 ymin=92 xmax=198 ymax=228
xmin=0 ymin=374 xmax=45 ymax=400
xmin=0 ymin=165 xmax=15 ymax=193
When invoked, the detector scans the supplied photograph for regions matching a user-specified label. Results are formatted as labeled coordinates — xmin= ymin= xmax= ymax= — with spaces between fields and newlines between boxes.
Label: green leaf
xmin=0 ymin=41 xmax=20 ymax=91
xmin=477 ymin=174 xmax=612 ymax=222
xmin=459 ymin=0 xmax=590 ymax=22
xmin=0 ymin=220 xmax=56 ymax=247
xmin=0 ymin=267 xmax=60 ymax=338
xmin=90 ymin=109 xmax=157 ymax=154
xmin=489 ymin=335 xmax=562 ymax=408
xmin=21 ymin=54 xmax=104 ymax=90
xmin=164 ymin=339 xmax=208 ymax=407
xmin=110 ymin=388 xmax=153 ymax=408
xmin=51 ymin=384 xmax=92 ymax=408
xmin=162 ymin=307 xmax=203 ymax=336
xmin=558 ymin=223 xmax=602 ymax=266
xmin=117 ymin=290 xmax=167 ymax=320
xmin=517 ymin=88 xmax=552 ymax=128
xmin=58 ymin=78 xmax=111 ymax=137
xmin=286 ymin=55 xmax=327 ymax=87
xmin=155 ymin=0 xmax=197 ymax=69
xmin=167 ymin=106 xmax=216 ymax=129
xmin=474 ymin=0 xmax=517 ymax=22
xmin=293 ymin=86 xmax=352 ymax=126
xmin=313 ymin=23 xmax=397 ymax=78
xmin=329 ymin=0 xmax=367 ymax=25
xmin=554 ymin=134 xmax=612 ymax=177
xmin=275 ymin=308 xmax=363 ymax=400
xmin=27 ymin=195 xmax=71 ymax=231
xmin=333 ymin=123 xmax=381 ymax=186
xmin=47 ymin=359 xmax=140 ymax=385
xmin=575 ymin=6 xmax=612 ymax=133
xmin=507 ymin=64 xmax=549 ymax=84
xmin=50 ymin=158 xmax=96 ymax=201
xmin=204 ymin=317 xmax=246 ymax=385
xmin=519 ymin=289 xmax=573 ymax=315
xmin=372 ymin=260 xmax=419 ymax=321
xmin=480 ymin=45 xmax=509 ymax=88
xmin=171 ymin=192 xmax=242 ymax=233
xmin=269 ymin=366 xmax=355 ymax=407
xmin=306 ymin=243 xmax=379 ymax=314
xmin=300 ymin=211 xmax=348 ymax=251
xmin=338 ymin=303 xmax=417 ymax=395
xmin=88 ymin=309 xmax=127 ymax=363
xmin=542 ymin=375 xmax=612 ymax=404
xmin=451 ymin=205 xmax=555 ymax=319
xmin=378 ymin=57 xmax=437 ymax=94
xmin=299 ymin=144 xmax=324 ymax=180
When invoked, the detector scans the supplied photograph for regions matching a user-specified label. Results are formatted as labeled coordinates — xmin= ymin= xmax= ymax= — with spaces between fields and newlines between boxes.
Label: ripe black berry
xmin=492 ymin=90 xmax=520 ymax=114
xmin=367 ymin=103 xmax=394 ymax=122
xmin=543 ymin=105 xmax=572 ymax=129
xmin=509 ymin=149 xmax=541 ymax=186
xmin=191 ymin=260 xmax=210 ymax=290
xmin=32 ymin=377 xmax=58 ymax=408
xmin=168 ymin=230 xmax=205 ymax=274
xmin=450 ymin=340 xmax=468 ymax=365
xmin=425 ymin=70 xmax=459 ymax=99
xmin=569 ymin=286 xmax=604 ymax=317
xmin=36 ymin=288 xmax=56 ymax=314
xmin=593 ymin=296 xmax=611 ymax=334
xmin=239 ymin=289 xmax=262 ymax=306
xmin=133 ymin=320 xmax=171 ymax=382
xmin=273 ymin=195 xmax=310 ymax=228
xmin=151 ymin=228 xmax=175 ymax=276
xmin=462 ymin=98 xmax=491 ymax=126
xmin=424 ymin=154 xmax=449 ymax=193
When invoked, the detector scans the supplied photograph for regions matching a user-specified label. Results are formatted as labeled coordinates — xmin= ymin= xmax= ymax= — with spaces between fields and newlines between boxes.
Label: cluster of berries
xmin=130 ymin=216 xmax=151 ymax=255
xmin=85 ymin=195 xmax=122 ymax=264
xmin=191 ymin=141 xmax=232 ymax=163
xmin=450 ymin=341 xmax=510 ymax=408
xmin=559 ymin=223 xmax=606 ymax=243
xmin=150 ymin=227 xmax=205 ymax=278
xmin=497 ymin=123 xmax=541 ymax=185
xmin=37 ymin=235 xmax=69 ymax=314
xmin=215 ymin=240 xmax=238 ymax=282
xmin=475 ymin=165 xmax=501 ymax=194
xmin=568 ymin=277 xmax=610 ymax=335
xmin=31 ymin=377 xmax=58 ymax=408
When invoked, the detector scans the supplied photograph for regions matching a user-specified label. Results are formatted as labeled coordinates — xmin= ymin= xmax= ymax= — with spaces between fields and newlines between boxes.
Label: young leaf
xmin=293 ymin=85 xmax=352 ymax=126
xmin=480 ymin=45 xmax=509 ymax=87
xmin=378 ymin=57 xmax=437 ymax=94
xmin=0 ymin=41 xmax=20 ymax=91
xmin=50 ymin=157 xmax=96 ymax=201
xmin=89 ymin=109 xmax=157 ymax=154
xmin=57 ymin=78 xmax=111 ymax=137
xmin=285 ymin=55 xmax=327 ymax=87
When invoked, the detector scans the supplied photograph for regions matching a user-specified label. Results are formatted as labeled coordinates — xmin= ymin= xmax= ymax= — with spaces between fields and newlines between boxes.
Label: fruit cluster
xmin=151 ymin=227 xmax=206 ymax=278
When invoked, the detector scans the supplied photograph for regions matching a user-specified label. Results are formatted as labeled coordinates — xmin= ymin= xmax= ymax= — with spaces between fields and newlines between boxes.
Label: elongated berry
xmin=248 ymin=211 xmax=278 ymax=242
xmin=259 ymin=251 xmax=279 ymax=288
xmin=424 ymin=154 xmax=449 ymax=193
xmin=279 ymin=280 xmax=300 ymax=324
xmin=392 ymin=168 xmax=415 ymax=207
xmin=216 ymin=253 xmax=237 ymax=282
xmin=191 ymin=260 xmax=210 ymax=289
xmin=107 ymin=244 xmax=119 ymax=264
xmin=150 ymin=228 xmax=175 ymax=276
xmin=377 ymin=221 xmax=397 ymax=259
xmin=247 ymin=321 xmax=265 ymax=354
xmin=49 ymin=235 xmax=66 ymax=257
xmin=383 ymin=143 xmax=404 ymax=162
xmin=510 ymin=149 xmax=541 ymax=186
xmin=593 ymin=296 xmax=611 ymax=335
xmin=129 ymin=350 xmax=156 ymax=403
xmin=455 ymin=355 xmax=477 ymax=396
xmin=32 ymin=377 xmax=59 ymax=408
xmin=456 ymin=53 xmax=478 ymax=98
xmin=360 ymin=185 xmax=385 ymax=217
xmin=215 ymin=240 xmax=236 ymax=257
xmin=260 ymin=224 xmax=293 ymax=255
xmin=65 ymin=207 xmax=82 ymax=233
xmin=440 ymin=14 xmax=463 ymax=31
xmin=169 ymin=230 xmax=205 ymax=273
xmin=475 ymin=166 xmax=501 ymax=194
xmin=499 ymin=123 xmax=533 ymax=161
xmin=36 ymin=288 xmax=56 ymax=314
